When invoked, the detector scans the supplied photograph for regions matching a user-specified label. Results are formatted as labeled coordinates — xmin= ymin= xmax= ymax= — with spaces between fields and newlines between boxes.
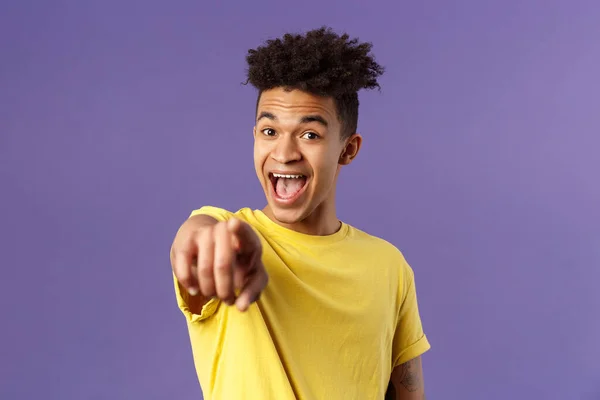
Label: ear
xmin=339 ymin=133 xmax=362 ymax=165
xmin=253 ymin=126 xmax=257 ymax=138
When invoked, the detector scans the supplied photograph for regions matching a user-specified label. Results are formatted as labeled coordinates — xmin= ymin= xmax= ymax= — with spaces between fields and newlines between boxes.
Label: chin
xmin=267 ymin=202 xmax=309 ymax=225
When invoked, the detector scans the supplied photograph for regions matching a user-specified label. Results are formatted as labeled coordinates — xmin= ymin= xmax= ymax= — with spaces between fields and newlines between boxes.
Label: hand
xmin=171 ymin=217 xmax=268 ymax=312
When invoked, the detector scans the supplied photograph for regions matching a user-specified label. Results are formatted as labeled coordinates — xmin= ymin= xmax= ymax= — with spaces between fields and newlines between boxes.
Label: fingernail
xmin=188 ymin=287 xmax=199 ymax=296
xmin=236 ymin=299 xmax=249 ymax=312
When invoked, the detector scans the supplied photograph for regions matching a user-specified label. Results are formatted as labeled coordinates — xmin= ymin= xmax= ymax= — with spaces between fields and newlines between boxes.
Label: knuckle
xmin=199 ymin=223 xmax=214 ymax=233
xmin=197 ymin=259 xmax=213 ymax=275
xmin=214 ymin=260 xmax=231 ymax=271
xmin=198 ymin=265 xmax=213 ymax=277
xmin=215 ymin=221 xmax=228 ymax=233
xmin=173 ymin=247 xmax=191 ymax=261
xmin=198 ymin=227 xmax=214 ymax=243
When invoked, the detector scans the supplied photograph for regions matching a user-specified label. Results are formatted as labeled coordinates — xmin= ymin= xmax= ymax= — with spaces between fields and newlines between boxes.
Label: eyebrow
xmin=256 ymin=111 xmax=329 ymax=127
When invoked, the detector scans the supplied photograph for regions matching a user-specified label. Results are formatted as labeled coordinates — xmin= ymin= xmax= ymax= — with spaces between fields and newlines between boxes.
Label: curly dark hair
xmin=245 ymin=27 xmax=384 ymax=139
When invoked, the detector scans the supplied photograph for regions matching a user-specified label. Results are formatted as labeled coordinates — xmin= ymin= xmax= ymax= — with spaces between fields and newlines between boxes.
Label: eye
xmin=301 ymin=131 xmax=319 ymax=140
xmin=261 ymin=128 xmax=276 ymax=136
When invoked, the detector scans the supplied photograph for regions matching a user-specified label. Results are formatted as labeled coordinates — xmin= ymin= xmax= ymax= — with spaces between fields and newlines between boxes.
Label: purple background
xmin=1 ymin=1 xmax=599 ymax=399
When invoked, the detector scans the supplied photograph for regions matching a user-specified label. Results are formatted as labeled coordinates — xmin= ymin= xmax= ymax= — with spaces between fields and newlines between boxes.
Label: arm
xmin=171 ymin=210 xmax=268 ymax=315
xmin=386 ymin=356 xmax=425 ymax=400
xmin=387 ymin=255 xmax=430 ymax=399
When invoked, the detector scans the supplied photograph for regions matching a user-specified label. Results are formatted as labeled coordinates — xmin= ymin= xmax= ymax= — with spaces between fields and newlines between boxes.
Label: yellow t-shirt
xmin=174 ymin=206 xmax=430 ymax=400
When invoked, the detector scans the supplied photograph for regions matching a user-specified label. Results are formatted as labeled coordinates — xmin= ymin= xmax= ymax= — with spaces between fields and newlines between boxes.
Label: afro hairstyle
xmin=245 ymin=26 xmax=384 ymax=139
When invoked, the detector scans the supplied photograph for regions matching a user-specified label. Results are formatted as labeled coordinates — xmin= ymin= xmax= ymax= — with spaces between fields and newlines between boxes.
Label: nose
xmin=271 ymin=135 xmax=301 ymax=164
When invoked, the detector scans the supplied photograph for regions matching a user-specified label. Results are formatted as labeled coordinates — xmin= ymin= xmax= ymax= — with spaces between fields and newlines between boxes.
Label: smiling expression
xmin=253 ymin=88 xmax=361 ymax=234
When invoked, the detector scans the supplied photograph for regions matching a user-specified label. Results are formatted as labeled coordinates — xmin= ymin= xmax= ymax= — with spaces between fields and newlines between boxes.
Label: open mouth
xmin=268 ymin=172 xmax=309 ymax=203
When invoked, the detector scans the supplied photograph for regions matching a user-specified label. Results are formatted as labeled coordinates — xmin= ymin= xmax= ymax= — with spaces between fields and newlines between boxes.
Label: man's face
xmin=253 ymin=88 xmax=361 ymax=226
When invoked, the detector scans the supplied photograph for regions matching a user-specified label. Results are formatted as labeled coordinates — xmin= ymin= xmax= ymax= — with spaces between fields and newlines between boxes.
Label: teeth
xmin=272 ymin=173 xmax=303 ymax=179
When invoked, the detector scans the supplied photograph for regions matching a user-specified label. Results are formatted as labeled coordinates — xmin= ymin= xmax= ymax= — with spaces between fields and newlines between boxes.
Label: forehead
xmin=256 ymin=88 xmax=338 ymax=123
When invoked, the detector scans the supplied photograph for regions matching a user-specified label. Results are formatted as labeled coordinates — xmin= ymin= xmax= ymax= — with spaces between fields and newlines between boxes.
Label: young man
xmin=170 ymin=27 xmax=430 ymax=400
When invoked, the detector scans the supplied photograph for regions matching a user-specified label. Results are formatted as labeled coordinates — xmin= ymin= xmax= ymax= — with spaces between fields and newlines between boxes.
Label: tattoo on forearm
xmin=398 ymin=357 xmax=422 ymax=392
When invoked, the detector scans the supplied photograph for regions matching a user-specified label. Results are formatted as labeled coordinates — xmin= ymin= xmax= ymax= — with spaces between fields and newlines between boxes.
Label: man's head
xmin=245 ymin=27 xmax=384 ymax=231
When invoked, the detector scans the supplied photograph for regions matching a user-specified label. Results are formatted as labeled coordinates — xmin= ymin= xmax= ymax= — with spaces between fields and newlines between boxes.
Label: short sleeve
xmin=391 ymin=261 xmax=431 ymax=367
xmin=172 ymin=206 xmax=235 ymax=323
xmin=173 ymin=274 xmax=221 ymax=323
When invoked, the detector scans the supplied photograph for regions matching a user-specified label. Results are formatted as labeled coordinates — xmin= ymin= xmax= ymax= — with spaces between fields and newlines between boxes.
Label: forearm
xmin=388 ymin=357 xmax=426 ymax=400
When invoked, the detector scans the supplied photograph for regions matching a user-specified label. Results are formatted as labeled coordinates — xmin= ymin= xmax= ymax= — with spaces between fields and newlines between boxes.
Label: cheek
xmin=312 ymin=149 xmax=341 ymax=185
xmin=254 ymin=144 xmax=267 ymax=182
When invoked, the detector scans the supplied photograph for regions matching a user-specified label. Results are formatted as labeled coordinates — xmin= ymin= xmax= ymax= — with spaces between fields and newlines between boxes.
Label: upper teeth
xmin=273 ymin=173 xmax=303 ymax=179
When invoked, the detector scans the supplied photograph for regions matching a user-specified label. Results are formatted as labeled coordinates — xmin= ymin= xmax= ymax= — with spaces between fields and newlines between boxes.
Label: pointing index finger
xmin=227 ymin=218 xmax=260 ymax=252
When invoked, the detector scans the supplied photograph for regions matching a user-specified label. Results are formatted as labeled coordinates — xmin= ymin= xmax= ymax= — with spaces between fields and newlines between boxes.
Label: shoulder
xmin=349 ymin=225 xmax=407 ymax=260
xmin=347 ymin=224 xmax=414 ymax=277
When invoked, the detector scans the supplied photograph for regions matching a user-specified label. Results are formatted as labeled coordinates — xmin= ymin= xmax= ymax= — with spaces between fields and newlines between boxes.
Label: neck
xmin=262 ymin=196 xmax=341 ymax=236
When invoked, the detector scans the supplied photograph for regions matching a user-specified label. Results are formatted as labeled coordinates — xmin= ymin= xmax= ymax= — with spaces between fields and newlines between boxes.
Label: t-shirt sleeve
xmin=391 ymin=259 xmax=431 ymax=368
xmin=173 ymin=206 xmax=234 ymax=323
